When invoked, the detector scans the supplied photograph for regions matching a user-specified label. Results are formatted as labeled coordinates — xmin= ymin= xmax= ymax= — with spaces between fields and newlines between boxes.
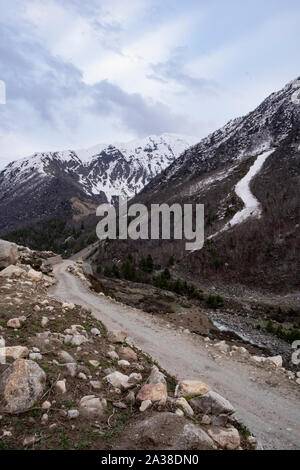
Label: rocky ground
xmin=0 ymin=240 xmax=260 ymax=451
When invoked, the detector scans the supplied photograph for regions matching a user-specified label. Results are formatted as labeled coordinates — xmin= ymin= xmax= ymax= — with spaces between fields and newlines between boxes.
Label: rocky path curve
xmin=50 ymin=260 xmax=300 ymax=450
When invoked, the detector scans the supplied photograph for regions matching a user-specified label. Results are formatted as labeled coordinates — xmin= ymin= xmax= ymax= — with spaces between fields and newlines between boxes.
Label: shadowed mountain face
xmin=95 ymin=78 xmax=300 ymax=292
xmin=0 ymin=134 xmax=194 ymax=235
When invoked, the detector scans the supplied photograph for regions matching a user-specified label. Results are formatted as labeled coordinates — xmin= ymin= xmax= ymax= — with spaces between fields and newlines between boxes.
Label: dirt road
xmin=50 ymin=260 xmax=300 ymax=450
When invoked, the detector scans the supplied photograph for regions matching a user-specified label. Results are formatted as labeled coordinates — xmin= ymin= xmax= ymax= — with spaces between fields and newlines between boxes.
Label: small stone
xmin=207 ymin=426 xmax=241 ymax=450
xmin=118 ymin=359 xmax=130 ymax=367
xmin=41 ymin=413 xmax=48 ymax=425
xmin=55 ymin=379 xmax=67 ymax=394
xmin=118 ymin=346 xmax=137 ymax=362
xmin=42 ymin=401 xmax=51 ymax=410
xmin=125 ymin=391 xmax=135 ymax=405
xmin=29 ymin=353 xmax=43 ymax=361
xmin=58 ymin=351 xmax=76 ymax=364
xmin=34 ymin=305 xmax=41 ymax=312
xmin=107 ymin=350 xmax=119 ymax=360
xmin=41 ymin=317 xmax=49 ymax=327
xmin=62 ymin=302 xmax=75 ymax=310
xmin=147 ymin=365 xmax=167 ymax=385
xmin=107 ymin=330 xmax=127 ymax=344
xmin=89 ymin=360 xmax=100 ymax=368
xmin=105 ymin=371 xmax=131 ymax=390
xmin=296 ymin=378 xmax=300 ymax=385
xmin=175 ymin=380 xmax=211 ymax=398
xmin=1 ymin=346 xmax=29 ymax=360
xmin=7 ymin=317 xmax=24 ymax=329
xmin=64 ymin=363 xmax=78 ymax=377
xmin=201 ymin=414 xmax=212 ymax=425
xmin=113 ymin=401 xmax=127 ymax=409
xmin=27 ymin=269 xmax=43 ymax=282
xmin=140 ymin=400 xmax=152 ymax=412
xmin=266 ymin=356 xmax=283 ymax=368
xmin=68 ymin=409 xmax=79 ymax=420
xmin=91 ymin=328 xmax=101 ymax=336
xmin=176 ymin=397 xmax=194 ymax=416
xmin=23 ymin=435 xmax=38 ymax=447
xmin=78 ymin=372 xmax=87 ymax=380
xmin=90 ymin=380 xmax=102 ymax=390
xmin=79 ymin=395 xmax=107 ymax=419
xmin=128 ymin=373 xmax=143 ymax=384
xmin=137 ymin=383 xmax=168 ymax=405
xmin=175 ymin=408 xmax=184 ymax=417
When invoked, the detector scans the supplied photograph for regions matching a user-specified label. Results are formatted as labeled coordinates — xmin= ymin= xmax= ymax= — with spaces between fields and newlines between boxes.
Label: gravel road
xmin=50 ymin=260 xmax=300 ymax=450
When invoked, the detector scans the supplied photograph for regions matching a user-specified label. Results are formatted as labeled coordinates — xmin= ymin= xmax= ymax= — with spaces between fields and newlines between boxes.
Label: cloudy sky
xmin=0 ymin=0 xmax=299 ymax=168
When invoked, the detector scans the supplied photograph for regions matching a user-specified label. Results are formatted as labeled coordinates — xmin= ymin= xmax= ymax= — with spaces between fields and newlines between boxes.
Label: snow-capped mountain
xmin=106 ymin=78 xmax=300 ymax=291
xmin=0 ymin=133 xmax=195 ymax=234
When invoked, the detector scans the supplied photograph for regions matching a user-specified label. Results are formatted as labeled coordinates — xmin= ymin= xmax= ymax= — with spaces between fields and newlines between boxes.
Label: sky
xmin=0 ymin=0 xmax=299 ymax=168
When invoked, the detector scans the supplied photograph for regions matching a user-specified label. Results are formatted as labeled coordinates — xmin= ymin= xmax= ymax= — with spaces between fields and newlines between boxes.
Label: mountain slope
xmin=96 ymin=78 xmax=300 ymax=292
xmin=0 ymin=134 xmax=194 ymax=236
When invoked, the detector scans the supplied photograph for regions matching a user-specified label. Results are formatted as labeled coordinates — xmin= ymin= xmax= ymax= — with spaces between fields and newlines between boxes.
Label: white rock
xmin=78 ymin=372 xmax=87 ymax=380
xmin=55 ymin=380 xmax=67 ymax=394
xmin=118 ymin=360 xmax=130 ymax=367
xmin=79 ymin=395 xmax=107 ymax=419
xmin=0 ymin=346 xmax=29 ymax=360
xmin=41 ymin=413 xmax=48 ymax=425
xmin=27 ymin=269 xmax=43 ymax=282
xmin=41 ymin=317 xmax=49 ymax=327
xmin=107 ymin=350 xmax=119 ymax=360
xmin=105 ymin=371 xmax=131 ymax=390
xmin=176 ymin=397 xmax=194 ymax=416
xmin=68 ymin=409 xmax=79 ymax=419
xmin=29 ymin=353 xmax=43 ymax=361
xmin=0 ymin=265 xmax=25 ymax=278
xmin=266 ymin=356 xmax=283 ymax=368
xmin=175 ymin=408 xmax=184 ymax=417
xmin=62 ymin=302 xmax=75 ymax=310
xmin=91 ymin=328 xmax=101 ymax=336
xmin=42 ymin=401 xmax=51 ymax=410
xmin=140 ymin=400 xmax=152 ymax=412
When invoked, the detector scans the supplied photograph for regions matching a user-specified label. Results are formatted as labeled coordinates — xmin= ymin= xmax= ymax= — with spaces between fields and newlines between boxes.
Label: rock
xmin=62 ymin=302 xmax=75 ymax=310
xmin=0 ymin=359 xmax=46 ymax=413
xmin=247 ymin=435 xmax=257 ymax=448
xmin=118 ymin=346 xmax=137 ymax=362
xmin=78 ymin=372 xmax=87 ymax=380
xmin=297 ymin=372 xmax=300 ymax=379
xmin=175 ymin=380 xmax=211 ymax=398
xmin=105 ymin=371 xmax=131 ymax=390
xmin=107 ymin=330 xmax=127 ymax=344
xmin=176 ymin=397 xmax=194 ymax=416
xmin=266 ymin=356 xmax=283 ymax=368
xmin=176 ymin=423 xmax=217 ymax=450
xmin=91 ymin=328 xmax=101 ymax=336
xmin=55 ymin=379 xmax=67 ymax=394
xmin=41 ymin=317 xmax=49 ymax=327
xmin=137 ymin=383 xmax=168 ymax=405
xmin=90 ymin=380 xmax=102 ymax=390
xmin=68 ymin=410 xmax=79 ymax=419
xmin=296 ymin=378 xmax=300 ymax=385
xmin=113 ymin=401 xmax=127 ymax=409
xmin=1 ymin=346 xmax=29 ymax=360
xmin=175 ymin=409 xmax=184 ymax=417
xmin=251 ymin=356 xmax=267 ymax=364
xmin=201 ymin=414 xmax=212 ymax=425
xmin=211 ymin=414 xmax=230 ymax=426
xmin=140 ymin=400 xmax=152 ymax=412
xmin=42 ymin=401 xmax=51 ymax=410
xmin=0 ymin=265 xmax=25 ymax=278
xmin=34 ymin=305 xmax=41 ymax=312
xmin=23 ymin=435 xmax=39 ymax=447
xmin=29 ymin=353 xmax=43 ymax=361
xmin=70 ymin=335 xmax=88 ymax=346
xmin=147 ymin=365 xmax=167 ymax=385
xmin=64 ymin=363 xmax=78 ymax=377
xmin=118 ymin=360 xmax=130 ymax=368
xmin=0 ymin=240 xmax=19 ymax=269
xmin=27 ymin=269 xmax=43 ymax=282
xmin=7 ymin=317 xmax=25 ymax=329
xmin=79 ymin=395 xmax=107 ymax=419
xmin=107 ymin=350 xmax=119 ymax=360
xmin=58 ymin=351 xmax=76 ymax=364
xmin=128 ymin=373 xmax=142 ymax=384
xmin=206 ymin=426 xmax=241 ymax=450
xmin=89 ymin=360 xmax=100 ymax=368
xmin=214 ymin=341 xmax=230 ymax=353
xmin=41 ymin=413 xmax=48 ymax=425
xmin=190 ymin=391 xmax=235 ymax=416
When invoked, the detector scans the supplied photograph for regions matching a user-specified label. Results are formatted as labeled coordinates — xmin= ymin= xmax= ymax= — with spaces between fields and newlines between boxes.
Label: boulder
xmin=147 ymin=365 xmax=167 ymax=385
xmin=0 ymin=240 xmax=19 ymax=269
xmin=118 ymin=346 xmax=137 ymax=362
xmin=0 ymin=359 xmax=46 ymax=413
xmin=137 ymin=383 xmax=168 ymax=405
xmin=107 ymin=330 xmax=127 ymax=344
xmin=0 ymin=346 xmax=29 ymax=360
xmin=175 ymin=380 xmax=211 ymax=398
xmin=27 ymin=269 xmax=43 ymax=282
xmin=79 ymin=395 xmax=107 ymax=419
xmin=190 ymin=391 xmax=235 ymax=416
xmin=206 ymin=425 xmax=241 ymax=450
xmin=105 ymin=371 xmax=131 ymax=390
xmin=175 ymin=423 xmax=217 ymax=450
xmin=0 ymin=265 xmax=25 ymax=278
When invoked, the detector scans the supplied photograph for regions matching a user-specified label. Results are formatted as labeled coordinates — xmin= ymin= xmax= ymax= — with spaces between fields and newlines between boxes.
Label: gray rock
xmin=79 ymin=395 xmax=107 ymax=419
xmin=91 ymin=328 xmax=101 ymax=336
xmin=0 ymin=240 xmax=19 ymax=269
xmin=206 ymin=426 xmax=241 ymax=450
xmin=190 ymin=391 xmax=235 ymax=416
xmin=63 ymin=363 xmax=78 ymax=377
xmin=68 ymin=409 xmax=79 ymax=419
xmin=175 ymin=423 xmax=217 ymax=450
xmin=0 ymin=359 xmax=46 ymax=414
xmin=147 ymin=365 xmax=167 ymax=385
xmin=58 ymin=351 xmax=76 ymax=364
